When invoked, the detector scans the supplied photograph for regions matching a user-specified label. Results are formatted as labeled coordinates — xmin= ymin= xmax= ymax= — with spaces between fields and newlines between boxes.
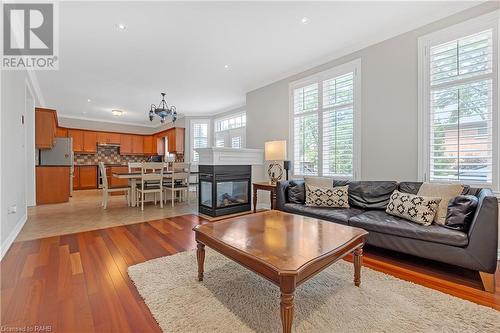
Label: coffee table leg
xmin=353 ymin=246 xmax=363 ymax=287
xmin=196 ymin=242 xmax=205 ymax=281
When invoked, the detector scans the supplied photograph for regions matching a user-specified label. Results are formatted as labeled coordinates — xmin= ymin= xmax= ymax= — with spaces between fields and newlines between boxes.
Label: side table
xmin=252 ymin=182 xmax=277 ymax=213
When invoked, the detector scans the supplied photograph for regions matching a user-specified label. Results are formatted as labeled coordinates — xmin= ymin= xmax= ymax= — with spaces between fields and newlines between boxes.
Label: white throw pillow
xmin=386 ymin=190 xmax=441 ymax=226
xmin=305 ymin=184 xmax=349 ymax=208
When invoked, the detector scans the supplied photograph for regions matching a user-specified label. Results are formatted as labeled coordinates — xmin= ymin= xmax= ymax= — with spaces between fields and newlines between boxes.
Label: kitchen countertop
xmin=37 ymin=165 xmax=71 ymax=167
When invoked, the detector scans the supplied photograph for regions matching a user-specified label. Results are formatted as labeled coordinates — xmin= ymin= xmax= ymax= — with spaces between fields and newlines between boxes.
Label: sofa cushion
xmin=283 ymin=203 xmax=363 ymax=225
xmin=348 ymin=210 xmax=468 ymax=247
xmin=445 ymin=195 xmax=478 ymax=232
xmin=386 ymin=190 xmax=441 ymax=226
xmin=287 ymin=180 xmax=305 ymax=204
xmin=398 ymin=182 xmax=422 ymax=194
xmin=344 ymin=181 xmax=398 ymax=210
xmin=305 ymin=184 xmax=349 ymax=208
xmin=417 ymin=182 xmax=464 ymax=225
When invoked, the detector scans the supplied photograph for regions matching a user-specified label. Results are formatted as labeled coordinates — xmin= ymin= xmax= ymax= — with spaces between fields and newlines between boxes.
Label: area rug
xmin=128 ymin=249 xmax=500 ymax=332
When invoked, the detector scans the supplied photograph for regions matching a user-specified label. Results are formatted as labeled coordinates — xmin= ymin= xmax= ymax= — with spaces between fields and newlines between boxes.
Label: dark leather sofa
xmin=276 ymin=180 xmax=498 ymax=292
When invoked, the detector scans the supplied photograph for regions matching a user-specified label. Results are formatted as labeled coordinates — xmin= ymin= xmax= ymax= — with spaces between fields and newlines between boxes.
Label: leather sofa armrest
xmin=276 ymin=180 xmax=290 ymax=211
xmin=466 ymin=188 xmax=499 ymax=273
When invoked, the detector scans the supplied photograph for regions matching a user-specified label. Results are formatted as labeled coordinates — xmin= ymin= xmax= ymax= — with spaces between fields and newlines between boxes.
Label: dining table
xmin=112 ymin=171 xmax=199 ymax=207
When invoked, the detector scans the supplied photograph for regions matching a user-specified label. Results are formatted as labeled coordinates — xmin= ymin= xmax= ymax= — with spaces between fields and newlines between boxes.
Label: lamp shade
xmin=265 ymin=140 xmax=287 ymax=161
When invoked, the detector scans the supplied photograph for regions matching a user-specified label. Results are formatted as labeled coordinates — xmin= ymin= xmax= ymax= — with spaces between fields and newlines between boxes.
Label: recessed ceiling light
xmin=300 ymin=17 xmax=310 ymax=25
xmin=87 ymin=98 xmax=91 ymax=102
xmin=112 ymin=110 xmax=123 ymax=116
xmin=83 ymin=111 xmax=87 ymax=114
xmin=224 ymin=64 xmax=230 ymax=70
xmin=117 ymin=23 xmax=126 ymax=30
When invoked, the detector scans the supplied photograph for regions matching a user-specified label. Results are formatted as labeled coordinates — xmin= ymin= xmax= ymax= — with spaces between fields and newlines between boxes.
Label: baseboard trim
xmin=0 ymin=213 xmax=27 ymax=261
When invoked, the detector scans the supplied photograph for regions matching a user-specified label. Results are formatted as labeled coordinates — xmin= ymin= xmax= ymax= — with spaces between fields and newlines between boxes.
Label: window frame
xmin=190 ymin=119 xmax=211 ymax=164
xmin=418 ymin=10 xmax=499 ymax=191
xmin=288 ymin=58 xmax=362 ymax=179
xmin=214 ymin=111 xmax=246 ymax=148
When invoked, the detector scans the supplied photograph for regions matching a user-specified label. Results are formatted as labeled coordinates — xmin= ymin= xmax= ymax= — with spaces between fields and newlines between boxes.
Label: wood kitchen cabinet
xmin=55 ymin=127 xmax=68 ymax=138
xmin=82 ymin=131 xmax=97 ymax=153
xmin=165 ymin=128 xmax=185 ymax=153
xmin=67 ymin=129 xmax=84 ymax=152
xmin=73 ymin=166 xmax=98 ymax=190
xmin=36 ymin=166 xmax=70 ymax=204
xmin=120 ymin=134 xmax=133 ymax=154
xmin=35 ymin=108 xmax=58 ymax=149
xmin=97 ymin=131 xmax=121 ymax=145
xmin=132 ymin=135 xmax=144 ymax=154
xmin=143 ymin=136 xmax=154 ymax=155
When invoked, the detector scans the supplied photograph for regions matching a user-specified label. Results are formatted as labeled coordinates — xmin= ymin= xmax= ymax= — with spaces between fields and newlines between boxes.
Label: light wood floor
xmin=1 ymin=214 xmax=498 ymax=333
xmin=18 ymin=189 xmax=198 ymax=242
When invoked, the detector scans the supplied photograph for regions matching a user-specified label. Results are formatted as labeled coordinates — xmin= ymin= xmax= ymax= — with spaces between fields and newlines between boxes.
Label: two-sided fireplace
xmin=198 ymin=165 xmax=251 ymax=217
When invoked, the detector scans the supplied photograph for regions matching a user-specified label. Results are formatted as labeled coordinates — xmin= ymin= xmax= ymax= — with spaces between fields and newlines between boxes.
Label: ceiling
xmin=36 ymin=1 xmax=480 ymax=127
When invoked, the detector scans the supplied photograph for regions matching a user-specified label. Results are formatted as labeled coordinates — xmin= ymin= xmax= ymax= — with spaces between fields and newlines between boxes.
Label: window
xmin=290 ymin=59 xmax=361 ymax=178
xmin=419 ymin=12 xmax=498 ymax=189
xmin=214 ymin=112 xmax=246 ymax=148
xmin=231 ymin=136 xmax=241 ymax=148
xmin=190 ymin=119 xmax=210 ymax=163
xmin=215 ymin=138 xmax=225 ymax=147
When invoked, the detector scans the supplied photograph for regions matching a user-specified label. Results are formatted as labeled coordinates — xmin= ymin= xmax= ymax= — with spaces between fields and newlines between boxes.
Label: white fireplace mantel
xmin=195 ymin=147 xmax=264 ymax=166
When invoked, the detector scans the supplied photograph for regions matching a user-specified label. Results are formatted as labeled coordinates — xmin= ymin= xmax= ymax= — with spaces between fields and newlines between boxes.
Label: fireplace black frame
xmin=198 ymin=165 xmax=251 ymax=217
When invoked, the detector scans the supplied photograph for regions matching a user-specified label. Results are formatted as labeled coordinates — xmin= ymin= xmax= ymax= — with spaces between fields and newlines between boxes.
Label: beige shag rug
xmin=128 ymin=249 xmax=499 ymax=333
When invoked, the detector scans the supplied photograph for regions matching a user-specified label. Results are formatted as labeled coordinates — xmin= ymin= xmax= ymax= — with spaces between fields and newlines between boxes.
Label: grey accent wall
xmin=246 ymin=2 xmax=499 ymax=182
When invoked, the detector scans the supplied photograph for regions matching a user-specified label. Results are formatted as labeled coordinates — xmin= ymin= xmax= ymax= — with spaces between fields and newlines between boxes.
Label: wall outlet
xmin=7 ymin=205 xmax=17 ymax=214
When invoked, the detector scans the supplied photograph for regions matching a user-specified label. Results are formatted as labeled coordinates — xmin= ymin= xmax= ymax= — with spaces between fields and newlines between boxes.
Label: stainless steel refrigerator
xmin=39 ymin=137 xmax=74 ymax=195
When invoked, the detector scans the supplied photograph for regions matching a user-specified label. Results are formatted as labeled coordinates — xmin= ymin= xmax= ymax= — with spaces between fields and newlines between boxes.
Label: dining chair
xmin=136 ymin=162 xmax=164 ymax=211
xmin=128 ymin=162 xmax=142 ymax=173
xmin=98 ymin=162 xmax=130 ymax=209
xmin=164 ymin=162 xmax=190 ymax=207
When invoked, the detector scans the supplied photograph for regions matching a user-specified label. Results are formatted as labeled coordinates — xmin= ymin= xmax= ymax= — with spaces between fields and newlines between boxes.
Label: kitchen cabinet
xmin=55 ymin=127 xmax=68 ymax=138
xmin=143 ymin=136 xmax=154 ymax=155
xmin=165 ymin=128 xmax=185 ymax=153
xmin=68 ymin=129 xmax=84 ymax=152
xmin=83 ymin=131 xmax=97 ymax=153
xmin=97 ymin=132 xmax=121 ymax=144
xmin=74 ymin=166 xmax=98 ymax=190
xmin=35 ymin=108 xmax=57 ymax=149
xmin=132 ymin=135 xmax=144 ymax=154
xmin=36 ymin=166 xmax=70 ymax=204
xmin=120 ymin=134 xmax=133 ymax=154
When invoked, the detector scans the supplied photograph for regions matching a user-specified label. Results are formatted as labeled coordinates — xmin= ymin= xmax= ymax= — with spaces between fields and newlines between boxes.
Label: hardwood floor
xmin=1 ymin=214 xmax=498 ymax=333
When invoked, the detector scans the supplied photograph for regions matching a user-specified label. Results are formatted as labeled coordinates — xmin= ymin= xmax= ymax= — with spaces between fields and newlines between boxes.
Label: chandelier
xmin=148 ymin=92 xmax=177 ymax=124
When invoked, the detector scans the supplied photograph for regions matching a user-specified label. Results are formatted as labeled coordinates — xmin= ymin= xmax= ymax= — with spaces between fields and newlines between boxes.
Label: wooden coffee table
xmin=193 ymin=211 xmax=368 ymax=333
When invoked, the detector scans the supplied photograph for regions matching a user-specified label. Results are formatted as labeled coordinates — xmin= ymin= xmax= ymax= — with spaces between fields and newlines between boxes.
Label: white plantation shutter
xmin=322 ymin=73 xmax=354 ymax=176
xmin=428 ymin=29 xmax=494 ymax=184
xmin=191 ymin=121 xmax=209 ymax=162
xmin=291 ymin=61 xmax=360 ymax=178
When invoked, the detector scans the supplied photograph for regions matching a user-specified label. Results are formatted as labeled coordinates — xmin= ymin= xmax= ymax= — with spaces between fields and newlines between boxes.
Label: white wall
xmin=1 ymin=70 xmax=41 ymax=259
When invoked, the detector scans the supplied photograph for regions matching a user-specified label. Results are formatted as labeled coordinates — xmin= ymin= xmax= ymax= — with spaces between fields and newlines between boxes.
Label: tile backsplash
xmin=74 ymin=146 xmax=184 ymax=165
xmin=74 ymin=146 xmax=148 ymax=165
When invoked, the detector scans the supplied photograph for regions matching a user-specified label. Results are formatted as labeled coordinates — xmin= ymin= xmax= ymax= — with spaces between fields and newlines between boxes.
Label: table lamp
xmin=265 ymin=140 xmax=287 ymax=184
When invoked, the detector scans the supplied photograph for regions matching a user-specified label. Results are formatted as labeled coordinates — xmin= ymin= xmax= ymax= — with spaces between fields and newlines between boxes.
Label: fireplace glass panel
xmin=216 ymin=181 xmax=248 ymax=208
xmin=200 ymin=181 xmax=213 ymax=207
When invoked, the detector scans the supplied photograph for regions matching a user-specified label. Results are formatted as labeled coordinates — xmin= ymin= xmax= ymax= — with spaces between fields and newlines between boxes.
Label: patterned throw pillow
xmin=386 ymin=190 xmax=441 ymax=226
xmin=305 ymin=184 xmax=349 ymax=208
